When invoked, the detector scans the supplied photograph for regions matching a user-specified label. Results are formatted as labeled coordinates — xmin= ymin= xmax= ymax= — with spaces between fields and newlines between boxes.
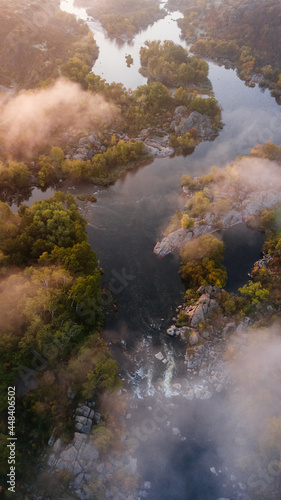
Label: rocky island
xmin=154 ymin=142 xmax=281 ymax=257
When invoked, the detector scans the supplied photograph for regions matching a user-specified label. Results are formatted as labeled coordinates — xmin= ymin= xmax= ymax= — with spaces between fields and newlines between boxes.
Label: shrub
xmin=185 ymin=190 xmax=211 ymax=217
xmin=181 ymin=214 xmax=194 ymax=229
xmin=259 ymin=209 xmax=275 ymax=231
xmin=238 ymin=281 xmax=270 ymax=305
xmin=92 ymin=423 xmax=114 ymax=452
xmin=180 ymin=234 xmax=224 ymax=264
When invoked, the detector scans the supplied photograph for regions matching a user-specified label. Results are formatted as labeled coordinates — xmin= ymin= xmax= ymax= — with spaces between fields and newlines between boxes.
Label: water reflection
xmin=223 ymin=223 xmax=265 ymax=292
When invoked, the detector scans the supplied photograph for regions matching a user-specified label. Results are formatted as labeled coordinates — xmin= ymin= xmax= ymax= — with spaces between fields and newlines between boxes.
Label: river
xmin=37 ymin=1 xmax=281 ymax=498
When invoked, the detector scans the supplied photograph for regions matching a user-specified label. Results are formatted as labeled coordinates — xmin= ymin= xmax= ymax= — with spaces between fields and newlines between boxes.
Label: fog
xmin=131 ymin=326 xmax=281 ymax=499
xmin=0 ymin=78 xmax=118 ymax=158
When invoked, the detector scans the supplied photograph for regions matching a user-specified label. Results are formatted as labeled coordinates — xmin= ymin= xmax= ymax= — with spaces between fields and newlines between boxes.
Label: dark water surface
xmin=223 ymin=223 xmax=265 ymax=293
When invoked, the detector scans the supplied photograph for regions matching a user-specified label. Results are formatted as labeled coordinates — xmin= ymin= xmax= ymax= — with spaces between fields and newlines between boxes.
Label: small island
xmin=125 ymin=54 xmax=134 ymax=67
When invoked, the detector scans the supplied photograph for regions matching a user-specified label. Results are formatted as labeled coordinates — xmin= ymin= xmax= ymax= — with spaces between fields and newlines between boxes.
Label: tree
xmin=238 ymin=281 xmax=270 ymax=305
xmin=181 ymin=214 xmax=194 ymax=229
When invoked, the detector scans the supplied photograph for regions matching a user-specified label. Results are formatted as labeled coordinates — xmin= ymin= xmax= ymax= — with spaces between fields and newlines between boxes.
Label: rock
xmin=93 ymin=412 xmax=101 ymax=424
xmin=139 ymin=128 xmax=150 ymax=138
xmin=155 ymin=351 xmax=164 ymax=361
xmin=74 ymin=472 xmax=84 ymax=488
xmin=144 ymin=145 xmax=159 ymax=156
xmin=242 ymin=190 xmax=281 ymax=217
xmin=73 ymin=147 xmax=90 ymax=161
xmin=143 ymin=481 xmax=151 ymax=489
xmin=222 ymin=322 xmax=236 ymax=335
xmin=167 ymin=326 xmax=180 ymax=336
xmin=59 ymin=445 xmax=78 ymax=466
xmin=200 ymin=391 xmax=212 ymax=400
xmin=184 ymin=390 xmax=194 ymax=400
xmin=210 ymin=467 xmax=218 ymax=475
xmin=67 ymin=385 xmax=76 ymax=400
xmin=238 ymin=483 xmax=247 ymax=491
xmin=154 ymin=228 xmax=192 ymax=257
xmin=188 ymin=294 xmax=219 ymax=327
xmin=78 ymin=438 xmax=99 ymax=464
xmin=53 ymin=438 xmax=62 ymax=454
xmin=48 ymin=434 xmax=56 ymax=447
xmin=175 ymin=105 xmax=184 ymax=114
xmin=201 ymin=330 xmax=211 ymax=339
xmin=75 ymin=416 xmax=92 ymax=434
xmin=48 ymin=453 xmax=57 ymax=467
xmin=124 ymin=456 xmax=137 ymax=475
xmin=197 ymin=285 xmax=220 ymax=298
xmin=189 ymin=332 xmax=199 ymax=346
xmin=178 ymin=111 xmax=213 ymax=137
xmin=76 ymin=405 xmax=92 ymax=418
xmin=221 ymin=210 xmax=242 ymax=228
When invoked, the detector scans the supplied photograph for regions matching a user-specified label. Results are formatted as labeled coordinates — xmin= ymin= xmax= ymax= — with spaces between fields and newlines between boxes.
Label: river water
xmin=42 ymin=1 xmax=281 ymax=497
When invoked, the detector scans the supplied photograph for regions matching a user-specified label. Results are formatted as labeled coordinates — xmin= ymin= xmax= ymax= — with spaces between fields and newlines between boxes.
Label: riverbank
xmin=154 ymin=146 xmax=281 ymax=257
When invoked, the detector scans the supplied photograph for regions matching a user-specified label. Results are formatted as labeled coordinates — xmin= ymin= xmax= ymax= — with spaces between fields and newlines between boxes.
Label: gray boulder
xmin=221 ymin=210 xmax=242 ymax=228
xmin=154 ymin=228 xmax=193 ymax=257
xmin=178 ymin=111 xmax=213 ymax=137
xmin=189 ymin=332 xmax=199 ymax=345
xmin=188 ymin=293 xmax=219 ymax=327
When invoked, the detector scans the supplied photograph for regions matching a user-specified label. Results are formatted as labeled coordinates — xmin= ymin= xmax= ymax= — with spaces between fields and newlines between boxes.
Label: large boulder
xmin=154 ymin=228 xmax=193 ymax=257
xmin=189 ymin=332 xmax=199 ymax=346
xmin=177 ymin=111 xmax=213 ymax=137
xmin=187 ymin=293 xmax=219 ymax=327
xmin=221 ymin=210 xmax=242 ymax=228
xmin=242 ymin=190 xmax=281 ymax=218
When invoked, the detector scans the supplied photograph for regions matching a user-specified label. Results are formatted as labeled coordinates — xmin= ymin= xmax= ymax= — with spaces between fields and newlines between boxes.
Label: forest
xmin=76 ymin=0 xmax=165 ymax=39
xmin=0 ymin=192 xmax=121 ymax=491
xmin=174 ymin=0 xmax=281 ymax=98
xmin=0 ymin=0 xmax=99 ymax=89
xmin=139 ymin=40 xmax=209 ymax=87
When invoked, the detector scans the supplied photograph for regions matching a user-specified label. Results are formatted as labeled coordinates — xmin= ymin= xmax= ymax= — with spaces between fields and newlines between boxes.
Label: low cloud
xmin=0 ymin=78 xmax=118 ymax=158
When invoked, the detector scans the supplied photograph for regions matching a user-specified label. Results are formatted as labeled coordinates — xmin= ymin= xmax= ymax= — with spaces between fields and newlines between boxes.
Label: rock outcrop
xmin=48 ymin=401 xmax=139 ymax=500
xmin=154 ymin=158 xmax=281 ymax=257
xmin=171 ymin=110 xmax=215 ymax=139
xmin=187 ymin=293 xmax=219 ymax=327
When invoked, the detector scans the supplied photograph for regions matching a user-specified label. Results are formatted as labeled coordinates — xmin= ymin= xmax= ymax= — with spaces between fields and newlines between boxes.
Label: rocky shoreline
xmin=66 ymin=105 xmax=220 ymax=165
xmin=154 ymin=157 xmax=281 ymax=257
